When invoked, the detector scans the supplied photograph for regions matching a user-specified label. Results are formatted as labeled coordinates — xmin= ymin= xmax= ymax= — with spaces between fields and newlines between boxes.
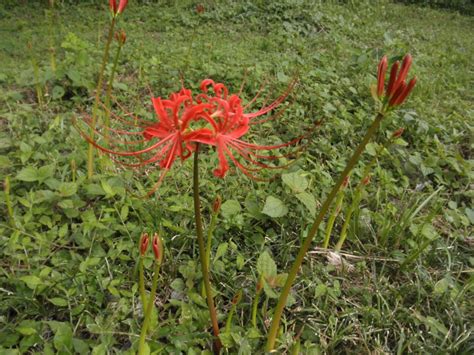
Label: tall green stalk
xmin=334 ymin=134 xmax=396 ymax=251
xmin=265 ymin=112 xmax=384 ymax=351
xmin=87 ymin=16 xmax=116 ymax=179
xmin=103 ymin=37 xmax=124 ymax=143
xmin=4 ymin=177 xmax=15 ymax=228
xmin=138 ymin=261 xmax=160 ymax=355
xmin=193 ymin=144 xmax=222 ymax=354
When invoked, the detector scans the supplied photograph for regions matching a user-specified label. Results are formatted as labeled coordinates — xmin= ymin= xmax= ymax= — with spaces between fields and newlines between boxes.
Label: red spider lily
xmin=75 ymin=78 xmax=311 ymax=195
xmin=109 ymin=0 xmax=128 ymax=15
xmin=75 ymin=89 xmax=211 ymax=196
xmin=377 ymin=54 xmax=417 ymax=109
xmin=189 ymin=79 xmax=310 ymax=179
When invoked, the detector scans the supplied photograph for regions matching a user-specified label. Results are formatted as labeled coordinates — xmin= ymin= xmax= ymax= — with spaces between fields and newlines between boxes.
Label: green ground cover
xmin=0 ymin=1 xmax=473 ymax=353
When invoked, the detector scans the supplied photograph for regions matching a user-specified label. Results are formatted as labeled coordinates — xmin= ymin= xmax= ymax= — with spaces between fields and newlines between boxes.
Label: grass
xmin=0 ymin=0 xmax=473 ymax=353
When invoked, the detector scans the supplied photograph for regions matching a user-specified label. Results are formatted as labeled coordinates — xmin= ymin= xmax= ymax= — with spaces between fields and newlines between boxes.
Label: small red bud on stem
xmin=361 ymin=175 xmax=371 ymax=186
xmin=212 ymin=195 xmax=222 ymax=214
xmin=140 ymin=233 xmax=149 ymax=256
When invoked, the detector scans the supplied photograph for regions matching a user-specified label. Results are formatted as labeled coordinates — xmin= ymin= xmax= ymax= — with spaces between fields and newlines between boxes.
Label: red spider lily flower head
xmin=140 ymin=232 xmax=149 ymax=256
xmin=74 ymin=87 xmax=214 ymax=196
xmin=115 ymin=30 xmax=126 ymax=45
xmin=75 ymin=77 xmax=313 ymax=194
xmin=189 ymin=78 xmax=311 ymax=179
xmin=152 ymin=233 xmax=164 ymax=263
xmin=377 ymin=54 xmax=416 ymax=110
xmin=109 ymin=0 xmax=128 ymax=15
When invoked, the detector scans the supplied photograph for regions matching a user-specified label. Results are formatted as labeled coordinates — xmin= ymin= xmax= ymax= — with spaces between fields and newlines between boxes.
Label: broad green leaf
xmin=282 ymin=171 xmax=309 ymax=193
xmin=100 ymin=179 xmax=116 ymax=197
xmin=214 ymin=242 xmax=228 ymax=261
xmin=263 ymin=280 xmax=278 ymax=298
xmin=37 ymin=165 xmax=55 ymax=182
xmin=16 ymin=326 xmax=37 ymax=336
xmin=221 ymin=199 xmax=241 ymax=218
xmin=57 ymin=182 xmax=77 ymax=197
xmin=262 ymin=196 xmax=288 ymax=218
xmin=49 ymin=298 xmax=68 ymax=307
xmin=257 ymin=251 xmax=277 ymax=277
xmin=16 ymin=166 xmax=38 ymax=182
xmin=296 ymin=192 xmax=317 ymax=216
xmin=20 ymin=275 xmax=42 ymax=289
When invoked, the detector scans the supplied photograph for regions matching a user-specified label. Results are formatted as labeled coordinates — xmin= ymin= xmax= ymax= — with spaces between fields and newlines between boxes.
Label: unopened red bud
xmin=212 ymin=195 xmax=222 ymax=213
xmin=393 ymin=77 xmax=417 ymax=106
xmin=140 ymin=233 xmax=149 ymax=256
xmin=109 ymin=0 xmax=117 ymax=13
xmin=117 ymin=0 xmax=128 ymax=14
xmin=152 ymin=233 xmax=163 ymax=263
xmin=377 ymin=55 xmax=388 ymax=98
xmin=362 ymin=175 xmax=371 ymax=186
xmin=388 ymin=82 xmax=407 ymax=107
xmin=386 ymin=60 xmax=399 ymax=97
xmin=115 ymin=30 xmax=126 ymax=44
xmin=232 ymin=290 xmax=243 ymax=305
xmin=392 ymin=128 xmax=405 ymax=138
xmin=394 ymin=54 xmax=412 ymax=90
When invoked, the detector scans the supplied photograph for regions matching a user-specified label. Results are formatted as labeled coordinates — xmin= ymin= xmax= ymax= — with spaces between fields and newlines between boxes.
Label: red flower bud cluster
xmin=115 ymin=30 xmax=126 ymax=45
xmin=109 ymin=0 xmax=128 ymax=16
xmin=139 ymin=232 xmax=163 ymax=263
xmin=377 ymin=54 xmax=416 ymax=109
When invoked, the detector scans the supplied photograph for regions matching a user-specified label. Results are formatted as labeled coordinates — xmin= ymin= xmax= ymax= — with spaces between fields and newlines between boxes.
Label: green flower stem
xmin=334 ymin=135 xmax=395 ymax=251
xmin=193 ymin=144 xmax=222 ymax=354
xmin=103 ymin=41 xmax=124 ymax=143
xmin=205 ymin=212 xmax=218 ymax=269
xmin=335 ymin=189 xmax=362 ymax=251
xmin=31 ymin=58 xmax=43 ymax=107
xmin=225 ymin=292 xmax=242 ymax=335
xmin=265 ymin=112 xmax=384 ymax=352
xmin=138 ymin=261 xmax=161 ymax=355
xmin=138 ymin=258 xmax=147 ymax=311
xmin=87 ymin=16 xmax=116 ymax=179
xmin=4 ymin=177 xmax=15 ymax=228
xmin=322 ymin=188 xmax=346 ymax=249
xmin=251 ymin=277 xmax=264 ymax=328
